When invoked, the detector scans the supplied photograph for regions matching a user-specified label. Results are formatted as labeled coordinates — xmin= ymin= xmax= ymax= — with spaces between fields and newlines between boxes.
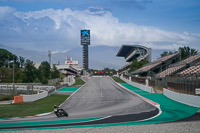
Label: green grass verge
xmin=112 ymin=76 xmax=126 ymax=83
xmin=72 ymin=77 xmax=85 ymax=86
xmin=0 ymin=94 xmax=69 ymax=118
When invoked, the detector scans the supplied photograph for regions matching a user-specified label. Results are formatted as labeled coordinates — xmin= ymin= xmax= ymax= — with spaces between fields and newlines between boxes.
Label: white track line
xmin=59 ymin=80 xmax=87 ymax=108
xmin=110 ymin=77 xmax=162 ymax=118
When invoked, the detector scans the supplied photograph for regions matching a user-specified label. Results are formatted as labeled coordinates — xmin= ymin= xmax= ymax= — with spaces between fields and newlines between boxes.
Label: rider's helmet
xmin=54 ymin=105 xmax=57 ymax=108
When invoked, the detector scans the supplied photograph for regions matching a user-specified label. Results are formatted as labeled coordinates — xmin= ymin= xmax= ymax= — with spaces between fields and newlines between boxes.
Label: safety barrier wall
xmin=0 ymin=85 xmax=55 ymax=95
xmin=33 ymin=86 xmax=55 ymax=91
xmin=120 ymin=76 xmax=153 ymax=93
xmin=66 ymin=76 xmax=75 ymax=86
xmin=60 ymin=76 xmax=75 ymax=86
xmin=163 ymin=88 xmax=200 ymax=108
xmin=22 ymin=91 xmax=48 ymax=102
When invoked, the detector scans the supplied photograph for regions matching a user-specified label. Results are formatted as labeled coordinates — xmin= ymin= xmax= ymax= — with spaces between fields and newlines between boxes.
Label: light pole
xmin=8 ymin=55 xmax=9 ymax=68
xmin=48 ymin=50 xmax=51 ymax=66
xmin=12 ymin=56 xmax=15 ymax=95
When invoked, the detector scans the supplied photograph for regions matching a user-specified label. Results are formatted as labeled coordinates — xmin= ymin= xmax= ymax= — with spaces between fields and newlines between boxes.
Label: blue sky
xmin=0 ymin=0 xmax=200 ymax=51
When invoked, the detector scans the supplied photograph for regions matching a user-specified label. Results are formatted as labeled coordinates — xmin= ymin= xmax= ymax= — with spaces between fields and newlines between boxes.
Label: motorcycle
xmin=54 ymin=105 xmax=68 ymax=117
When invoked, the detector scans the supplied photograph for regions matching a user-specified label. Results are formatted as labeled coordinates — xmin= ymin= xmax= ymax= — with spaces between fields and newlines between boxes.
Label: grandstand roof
xmin=117 ymin=45 xmax=135 ymax=57
xmin=116 ymin=45 xmax=151 ymax=62
xmin=156 ymin=54 xmax=200 ymax=78
xmin=132 ymin=52 xmax=180 ymax=75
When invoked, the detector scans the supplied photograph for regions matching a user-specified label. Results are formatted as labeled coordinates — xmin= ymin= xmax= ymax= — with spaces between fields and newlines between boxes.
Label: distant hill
xmin=0 ymin=44 xmax=170 ymax=69
xmin=0 ymin=44 xmax=47 ymax=62
xmin=0 ymin=44 xmax=125 ymax=69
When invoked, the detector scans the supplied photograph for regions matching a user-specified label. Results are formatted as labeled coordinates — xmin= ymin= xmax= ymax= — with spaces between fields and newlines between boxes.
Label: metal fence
xmin=166 ymin=76 xmax=200 ymax=95
xmin=123 ymin=74 xmax=200 ymax=95
xmin=0 ymin=84 xmax=57 ymax=96
xmin=149 ymin=80 xmax=156 ymax=88
xmin=131 ymin=76 xmax=146 ymax=85
xmin=123 ymin=74 xmax=129 ymax=80
xmin=123 ymin=74 xmax=147 ymax=85
xmin=0 ymin=85 xmax=34 ymax=95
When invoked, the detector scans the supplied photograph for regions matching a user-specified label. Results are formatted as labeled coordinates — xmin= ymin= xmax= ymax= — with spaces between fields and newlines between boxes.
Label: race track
xmin=62 ymin=77 xmax=157 ymax=118
xmin=0 ymin=77 xmax=159 ymax=130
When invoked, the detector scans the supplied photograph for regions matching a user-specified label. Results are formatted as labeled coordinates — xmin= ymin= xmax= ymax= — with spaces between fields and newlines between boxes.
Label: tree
xmin=38 ymin=61 xmax=51 ymax=84
xmin=15 ymin=68 xmax=25 ymax=83
xmin=0 ymin=49 xmax=25 ymax=83
xmin=129 ymin=60 xmax=148 ymax=72
xmin=80 ymin=70 xmax=83 ymax=75
xmin=103 ymin=67 xmax=117 ymax=75
xmin=179 ymin=46 xmax=198 ymax=60
xmin=23 ymin=59 xmax=37 ymax=83
xmin=160 ymin=51 xmax=174 ymax=57
xmin=0 ymin=67 xmax=13 ymax=83
xmin=51 ymin=65 xmax=60 ymax=79
xmin=0 ymin=49 xmax=19 ymax=68
xmin=19 ymin=56 xmax=25 ymax=68
xmin=103 ymin=67 xmax=110 ymax=72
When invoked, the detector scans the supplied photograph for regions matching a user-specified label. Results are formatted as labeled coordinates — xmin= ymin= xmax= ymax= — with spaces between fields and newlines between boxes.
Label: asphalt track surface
xmin=0 ymin=77 xmax=158 ymax=130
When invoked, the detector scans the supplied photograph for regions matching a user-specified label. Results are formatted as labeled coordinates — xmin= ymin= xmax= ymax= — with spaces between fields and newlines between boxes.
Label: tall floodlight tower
xmin=48 ymin=50 xmax=51 ymax=66
xmin=81 ymin=30 xmax=90 ymax=71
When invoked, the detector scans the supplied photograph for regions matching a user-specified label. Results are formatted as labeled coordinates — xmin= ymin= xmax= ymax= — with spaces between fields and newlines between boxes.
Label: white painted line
xmin=110 ymin=76 xmax=162 ymax=114
xmin=117 ymin=83 xmax=160 ymax=108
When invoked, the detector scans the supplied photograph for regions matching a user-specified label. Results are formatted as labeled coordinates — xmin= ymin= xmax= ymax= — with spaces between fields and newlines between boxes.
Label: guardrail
xmin=120 ymin=76 xmax=154 ymax=93
xmin=163 ymin=88 xmax=200 ymax=108
xmin=22 ymin=90 xmax=48 ymax=102
xmin=1 ymin=85 xmax=56 ymax=103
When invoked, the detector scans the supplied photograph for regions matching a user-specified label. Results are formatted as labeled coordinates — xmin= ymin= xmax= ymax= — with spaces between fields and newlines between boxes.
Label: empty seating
xmin=178 ymin=65 xmax=200 ymax=76
xmin=157 ymin=65 xmax=185 ymax=78
xmin=156 ymin=54 xmax=200 ymax=78
xmin=133 ymin=52 xmax=179 ymax=75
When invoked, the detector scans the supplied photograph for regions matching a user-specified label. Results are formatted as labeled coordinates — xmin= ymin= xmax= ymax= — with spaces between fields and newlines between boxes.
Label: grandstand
xmin=117 ymin=45 xmax=151 ymax=73
xmin=177 ymin=63 xmax=200 ymax=76
xmin=56 ymin=65 xmax=80 ymax=76
xmin=165 ymin=61 xmax=200 ymax=95
xmin=56 ymin=58 xmax=82 ymax=76
xmin=156 ymin=54 xmax=200 ymax=78
xmin=118 ymin=46 xmax=200 ymax=95
xmin=117 ymin=45 xmax=151 ymax=62
xmin=132 ymin=52 xmax=180 ymax=76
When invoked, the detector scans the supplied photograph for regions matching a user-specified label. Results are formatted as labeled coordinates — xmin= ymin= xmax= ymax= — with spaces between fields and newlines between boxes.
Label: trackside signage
xmin=195 ymin=88 xmax=200 ymax=94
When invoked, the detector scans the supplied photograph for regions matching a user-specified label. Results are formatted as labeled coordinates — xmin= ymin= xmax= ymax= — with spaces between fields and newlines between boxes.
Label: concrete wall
xmin=61 ymin=76 xmax=75 ymax=86
xmin=163 ymin=88 xmax=200 ymax=108
xmin=33 ymin=86 xmax=55 ymax=91
xmin=120 ymin=75 xmax=200 ymax=107
xmin=48 ymin=78 xmax=61 ymax=85
xmin=120 ymin=76 xmax=154 ymax=93
xmin=22 ymin=91 xmax=48 ymax=102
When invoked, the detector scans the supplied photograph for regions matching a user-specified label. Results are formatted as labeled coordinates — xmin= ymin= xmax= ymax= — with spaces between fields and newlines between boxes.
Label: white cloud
xmin=0 ymin=6 xmax=200 ymax=51
xmin=51 ymin=49 xmax=69 ymax=54
xmin=0 ymin=6 xmax=15 ymax=20
xmin=139 ymin=42 xmax=183 ymax=50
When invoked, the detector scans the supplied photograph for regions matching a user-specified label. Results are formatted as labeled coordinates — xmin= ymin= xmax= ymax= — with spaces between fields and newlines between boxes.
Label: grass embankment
xmin=72 ymin=77 xmax=85 ymax=86
xmin=0 ymin=94 xmax=68 ymax=118
xmin=112 ymin=76 xmax=126 ymax=83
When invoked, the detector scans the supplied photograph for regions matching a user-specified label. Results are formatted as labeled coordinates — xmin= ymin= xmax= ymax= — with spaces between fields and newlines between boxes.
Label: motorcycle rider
xmin=54 ymin=105 xmax=59 ymax=113
xmin=54 ymin=105 xmax=68 ymax=117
